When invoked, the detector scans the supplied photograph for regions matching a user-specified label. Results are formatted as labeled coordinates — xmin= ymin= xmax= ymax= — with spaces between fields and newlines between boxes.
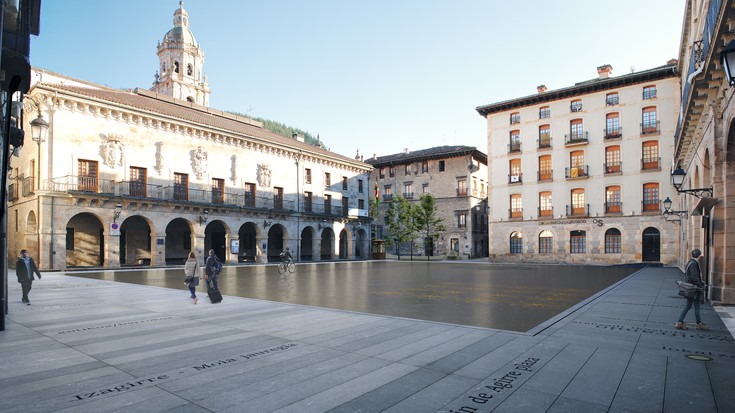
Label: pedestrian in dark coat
xmin=675 ymin=249 xmax=709 ymax=330
xmin=205 ymin=249 xmax=222 ymax=290
xmin=16 ymin=249 xmax=42 ymax=305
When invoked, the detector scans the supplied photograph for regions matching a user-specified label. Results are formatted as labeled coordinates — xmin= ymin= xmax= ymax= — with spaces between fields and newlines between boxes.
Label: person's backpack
xmin=213 ymin=257 xmax=222 ymax=274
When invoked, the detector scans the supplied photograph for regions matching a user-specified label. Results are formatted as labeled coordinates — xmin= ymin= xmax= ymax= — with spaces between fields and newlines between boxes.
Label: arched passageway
xmin=66 ymin=213 xmax=104 ymax=267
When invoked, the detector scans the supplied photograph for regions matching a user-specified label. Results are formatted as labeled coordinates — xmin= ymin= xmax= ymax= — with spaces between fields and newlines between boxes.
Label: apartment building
xmin=7 ymin=3 xmax=372 ymax=269
xmin=476 ymin=63 xmax=680 ymax=264
xmin=366 ymin=146 xmax=488 ymax=258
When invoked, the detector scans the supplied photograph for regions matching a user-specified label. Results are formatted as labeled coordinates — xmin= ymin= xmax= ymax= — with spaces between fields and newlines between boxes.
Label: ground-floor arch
xmin=267 ymin=224 xmax=287 ymax=262
xmin=301 ymin=227 xmax=315 ymax=261
xmin=238 ymin=222 xmax=259 ymax=262
xmin=165 ymin=218 xmax=195 ymax=265
xmin=321 ymin=228 xmax=335 ymax=260
xmin=204 ymin=220 xmax=229 ymax=262
xmin=120 ymin=215 xmax=153 ymax=266
xmin=642 ymin=227 xmax=661 ymax=262
xmin=66 ymin=213 xmax=104 ymax=267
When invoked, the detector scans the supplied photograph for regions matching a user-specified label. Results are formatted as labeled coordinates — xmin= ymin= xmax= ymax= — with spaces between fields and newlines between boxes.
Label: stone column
xmin=152 ymin=233 xmax=166 ymax=266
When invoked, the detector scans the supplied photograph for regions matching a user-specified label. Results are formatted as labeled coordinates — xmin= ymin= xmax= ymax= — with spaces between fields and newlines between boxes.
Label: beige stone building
xmin=366 ymin=146 xmax=489 ymax=258
xmin=674 ymin=0 xmax=735 ymax=304
xmin=476 ymin=63 xmax=680 ymax=264
xmin=7 ymin=3 xmax=372 ymax=270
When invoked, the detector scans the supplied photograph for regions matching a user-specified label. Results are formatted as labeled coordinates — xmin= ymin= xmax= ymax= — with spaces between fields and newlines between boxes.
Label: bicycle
xmin=278 ymin=260 xmax=295 ymax=274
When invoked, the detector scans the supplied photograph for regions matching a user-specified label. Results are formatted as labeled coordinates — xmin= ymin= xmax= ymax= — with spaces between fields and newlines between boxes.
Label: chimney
xmin=292 ymin=132 xmax=305 ymax=142
xmin=537 ymin=84 xmax=547 ymax=93
xmin=667 ymin=58 xmax=678 ymax=66
xmin=597 ymin=64 xmax=613 ymax=79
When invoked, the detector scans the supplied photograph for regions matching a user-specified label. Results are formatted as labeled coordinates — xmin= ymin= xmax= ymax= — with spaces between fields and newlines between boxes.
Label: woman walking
xmin=184 ymin=251 xmax=200 ymax=304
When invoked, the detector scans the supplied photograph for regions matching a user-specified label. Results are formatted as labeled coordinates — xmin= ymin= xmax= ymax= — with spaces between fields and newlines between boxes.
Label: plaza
xmin=2 ymin=262 xmax=734 ymax=412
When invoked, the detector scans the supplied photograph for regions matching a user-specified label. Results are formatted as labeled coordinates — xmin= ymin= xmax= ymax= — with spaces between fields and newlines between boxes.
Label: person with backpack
xmin=675 ymin=249 xmax=709 ymax=330
xmin=205 ymin=249 xmax=222 ymax=291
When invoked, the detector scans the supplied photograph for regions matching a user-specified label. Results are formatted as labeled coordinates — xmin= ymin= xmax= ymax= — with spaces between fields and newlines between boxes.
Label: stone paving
xmin=1 ymin=265 xmax=734 ymax=412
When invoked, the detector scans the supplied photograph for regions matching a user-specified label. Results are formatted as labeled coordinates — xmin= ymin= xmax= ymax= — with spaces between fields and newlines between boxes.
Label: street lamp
xmin=662 ymin=196 xmax=688 ymax=221
xmin=30 ymin=111 xmax=49 ymax=192
xmin=721 ymin=40 xmax=735 ymax=85
xmin=669 ymin=166 xmax=713 ymax=198
xmin=113 ymin=203 xmax=123 ymax=223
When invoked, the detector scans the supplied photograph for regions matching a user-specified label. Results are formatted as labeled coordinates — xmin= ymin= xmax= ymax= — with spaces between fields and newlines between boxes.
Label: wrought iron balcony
xmin=604 ymin=162 xmax=621 ymax=175
xmin=564 ymin=131 xmax=588 ymax=145
xmin=566 ymin=204 xmax=590 ymax=217
xmin=641 ymin=157 xmax=661 ymax=171
xmin=537 ymin=169 xmax=553 ymax=182
xmin=642 ymin=199 xmax=661 ymax=213
xmin=508 ymin=139 xmax=521 ymax=153
xmin=508 ymin=173 xmax=523 ymax=184
xmin=605 ymin=201 xmax=623 ymax=214
xmin=537 ymin=136 xmax=552 ymax=149
xmin=537 ymin=206 xmax=553 ymax=218
xmin=641 ymin=121 xmax=660 ymax=135
xmin=565 ymin=165 xmax=589 ymax=179
xmin=508 ymin=208 xmax=523 ymax=220
xmin=604 ymin=127 xmax=622 ymax=140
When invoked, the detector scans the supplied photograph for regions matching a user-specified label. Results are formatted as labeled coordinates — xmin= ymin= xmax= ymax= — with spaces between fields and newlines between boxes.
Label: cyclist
xmin=280 ymin=248 xmax=294 ymax=264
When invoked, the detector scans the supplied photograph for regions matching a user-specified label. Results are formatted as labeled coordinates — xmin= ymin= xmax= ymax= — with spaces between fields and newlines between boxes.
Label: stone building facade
xmin=674 ymin=0 xmax=735 ymax=304
xmin=366 ymin=146 xmax=489 ymax=258
xmin=476 ymin=63 xmax=680 ymax=264
xmin=6 ymin=3 xmax=371 ymax=270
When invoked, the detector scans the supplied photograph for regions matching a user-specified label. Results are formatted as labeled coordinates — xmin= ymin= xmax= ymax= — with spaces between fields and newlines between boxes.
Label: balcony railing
xmin=604 ymin=161 xmax=621 ymax=175
xmin=508 ymin=174 xmax=522 ymax=184
xmin=508 ymin=139 xmax=521 ymax=153
xmin=641 ymin=157 xmax=661 ymax=171
xmin=642 ymin=200 xmax=661 ymax=213
xmin=604 ymin=127 xmax=622 ymax=140
xmin=566 ymin=204 xmax=590 ymax=217
xmin=605 ymin=201 xmax=623 ymax=214
xmin=641 ymin=121 xmax=660 ymax=135
xmin=565 ymin=165 xmax=589 ymax=179
xmin=508 ymin=208 xmax=523 ymax=220
xmin=49 ymin=175 xmax=115 ymax=194
xmin=564 ymin=131 xmax=588 ymax=145
xmin=403 ymin=192 xmax=414 ymax=199
xmin=537 ymin=136 xmax=552 ymax=149
xmin=457 ymin=188 xmax=468 ymax=196
xmin=8 ymin=183 xmax=18 ymax=201
xmin=21 ymin=176 xmax=34 ymax=197
xmin=537 ymin=207 xmax=553 ymax=218
xmin=537 ymin=169 xmax=553 ymax=182
xmin=383 ymin=194 xmax=393 ymax=202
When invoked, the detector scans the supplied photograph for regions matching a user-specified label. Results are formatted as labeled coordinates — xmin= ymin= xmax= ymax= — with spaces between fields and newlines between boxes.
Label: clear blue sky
xmin=31 ymin=0 xmax=685 ymax=159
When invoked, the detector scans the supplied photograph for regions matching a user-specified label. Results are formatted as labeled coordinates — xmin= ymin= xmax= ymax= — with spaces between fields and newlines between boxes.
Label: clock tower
xmin=152 ymin=1 xmax=210 ymax=106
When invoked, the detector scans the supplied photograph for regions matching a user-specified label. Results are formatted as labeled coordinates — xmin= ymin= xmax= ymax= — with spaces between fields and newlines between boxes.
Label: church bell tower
xmin=151 ymin=1 xmax=210 ymax=106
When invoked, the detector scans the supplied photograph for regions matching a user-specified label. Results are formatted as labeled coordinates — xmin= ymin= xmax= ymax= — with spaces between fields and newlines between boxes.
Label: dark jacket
xmin=16 ymin=257 xmax=41 ymax=283
xmin=205 ymin=255 xmax=222 ymax=277
xmin=684 ymin=258 xmax=703 ymax=288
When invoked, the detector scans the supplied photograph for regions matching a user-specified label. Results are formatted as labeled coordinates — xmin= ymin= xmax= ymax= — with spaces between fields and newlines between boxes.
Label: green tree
xmin=384 ymin=195 xmax=418 ymax=260
xmin=414 ymin=194 xmax=447 ymax=261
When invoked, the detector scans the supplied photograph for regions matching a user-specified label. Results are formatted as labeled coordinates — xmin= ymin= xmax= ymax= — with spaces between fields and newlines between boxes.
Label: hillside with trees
xmin=227 ymin=111 xmax=327 ymax=149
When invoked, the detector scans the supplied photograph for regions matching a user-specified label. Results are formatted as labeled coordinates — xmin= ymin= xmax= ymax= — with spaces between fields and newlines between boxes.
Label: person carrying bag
xmin=675 ymin=249 xmax=708 ymax=330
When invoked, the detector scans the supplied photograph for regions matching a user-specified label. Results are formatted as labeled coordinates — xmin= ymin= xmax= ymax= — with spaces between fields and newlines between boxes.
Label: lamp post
xmin=670 ymin=166 xmax=713 ymax=198
xmin=30 ymin=112 xmax=49 ymax=191
xmin=662 ymin=196 xmax=688 ymax=222
xmin=721 ymin=40 xmax=735 ymax=86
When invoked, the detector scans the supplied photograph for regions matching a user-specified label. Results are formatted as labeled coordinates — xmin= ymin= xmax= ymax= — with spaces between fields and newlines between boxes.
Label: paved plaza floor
xmin=2 ymin=263 xmax=734 ymax=412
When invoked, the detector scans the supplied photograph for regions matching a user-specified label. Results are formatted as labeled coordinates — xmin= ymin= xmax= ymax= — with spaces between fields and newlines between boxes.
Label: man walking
xmin=675 ymin=248 xmax=709 ymax=330
xmin=16 ymin=249 xmax=42 ymax=305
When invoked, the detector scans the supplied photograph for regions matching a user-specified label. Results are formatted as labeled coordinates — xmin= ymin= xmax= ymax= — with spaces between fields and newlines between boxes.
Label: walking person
xmin=16 ymin=249 xmax=42 ymax=305
xmin=205 ymin=249 xmax=222 ymax=291
xmin=184 ymin=251 xmax=200 ymax=304
xmin=675 ymin=249 xmax=709 ymax=330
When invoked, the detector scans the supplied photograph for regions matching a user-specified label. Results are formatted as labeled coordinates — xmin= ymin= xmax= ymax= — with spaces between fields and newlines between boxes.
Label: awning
xmin=691 ymin=197 xmax=719 ymax=216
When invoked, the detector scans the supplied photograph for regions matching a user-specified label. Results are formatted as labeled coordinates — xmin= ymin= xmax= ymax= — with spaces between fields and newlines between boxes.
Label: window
xmin=244 ymin=182 xmax=256 ymax=207
xmin=358 ymin=179 xmax=364 ymax=193
xmin=457 ymin=213 xmax=467 ymax=228
xmin=510 ymin=112 xmax=521 ymax=124
xmin=605 ymin=146 xmax=621 ymax=174
xmin=129 ymin=166 xmax=147 ymax=197
xmin=538 ymin=124 xmax=551 ymax=149
xmin=570 ymin=99 xmax=582 ymax=112
xmin=78 ymin=159 xmax=98 ymax=192
xmin=569 ymin=119 xmax=585 ymax=142
xmin=509 ymin=130 xmax=521 ymax=153
xmin=568 ymin=150 xmax=586 ymax=178
xmin=570 ymin=230 xmax=586 ymax=253
xmin=539 ymin=230 xmax=553 ymax=254
xmin=571 ymin=188 xmax=586 ymax=216
xmin=642 ymin=107 xmax=658 ymax=134
xmin=510 ymin=232 xmax=523 ymax=254
xmin=358 ymin=199 xmax=365 ymax=209
xmin=404 ymin=183 xmax=414 ymax=199
xmin=510 ymin=194 xmax=522 ymax=219
xmin=389 ymin=167 xmax=395 ymax=178
xmin=384 ymin=185 xmax=392 ymax=201
xmin=643 ymin=183 xmax=660 ymax=211
xmin=342 ymin=176 xmax=348 ymax=190
xmin=422 ymin=183 xmax=429 ymax=193
xmin=174 ymin=173 xmax=188 ymax=201
xmin=643 ymin=85 xmax=657 ymax=99
xmin=325 ymin=172 xmax=331 ymax=188
xmin=273 ymin=186 xmax=284 ymax=209
xmin=538 ymin=155 xmax=552 ymax=181
xmin=539 ymin=191 xmax=552 ymax=217
xmin=509 ymin=159 xmax=522 ymax=183
xmin=421 ymin=161 xmax=428 ymax=173
xmin=305 ymin=168 xmax=312 ymax=184
xmin=605 ymin=185 xmax=621 ymax=213
xmin=379 ymin=168 xmax=385 ymax=179
xmin=404 ymin=164 xmax=410 ymax=175
xmin=642 ymin=141 xmax=660 ymax=170
xmin=210 ymin=178 xmax=224 ymax=203
xmin=606 ymin=92 xmax=619 ymax=106
xmin=605 ymin=113 xmax=621 ymax=139
xmin=342 ymin=197 xmax=349 ymax=217
xmin=438 ymin=160 xmax=445 ymax=172
xmin=457 ymin=179 xmax=467 ymax=196
xmin=187 ymin=64 xmax=193 ymax=76
xmin=324 ymin=194 xmax=332 ymax=214
xmin=539 ymin=106 xmax=550 ymax=119
xmin=605 ymin=228 xmax=622 ymax=253
xmin=304 ymin=191 xmax=313 ymax=212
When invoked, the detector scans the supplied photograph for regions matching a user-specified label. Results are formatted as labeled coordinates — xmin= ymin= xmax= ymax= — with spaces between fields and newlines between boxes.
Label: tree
xmin=414 ymin=194 xmax=447 ymax=261
xmin=384 ymin=196 xmax=418 ymax=260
